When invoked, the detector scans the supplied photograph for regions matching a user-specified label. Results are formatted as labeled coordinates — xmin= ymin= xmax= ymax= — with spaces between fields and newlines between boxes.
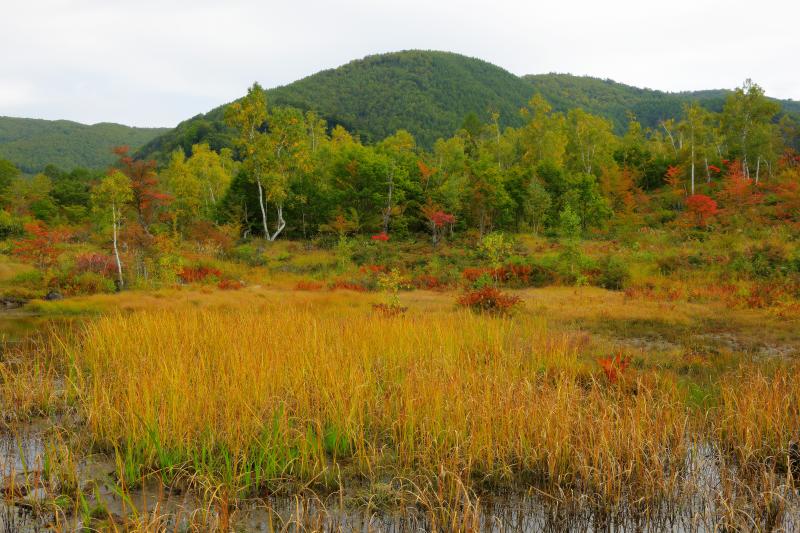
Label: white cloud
xmin=1 ymin=0 xmax=798 ymax=126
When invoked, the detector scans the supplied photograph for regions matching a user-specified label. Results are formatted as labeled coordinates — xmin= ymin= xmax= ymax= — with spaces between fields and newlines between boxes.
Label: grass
xmin=2 ymin=233 xmax=800 ymax=530
xmin=34 ymin=300 xmax=791 ymax=521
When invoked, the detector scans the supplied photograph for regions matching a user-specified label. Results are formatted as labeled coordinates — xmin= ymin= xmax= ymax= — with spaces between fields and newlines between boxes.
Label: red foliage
xmin=217 ymin=279 xmax=245 ymax=290
xmin=294 ymin=280 xmax=325 ymax=291
xmin=359 ymin=264 xmax=387 ymax=274
xmin=178 ymin=265 xmax=222 ymax=283
xmin=412 ymin=274 xmax=449 ymax=290
xmin=597 ymin=354 xmax=631 ymax=383
xmin=707 ymin=164 xmax=721 ymax=174
xmin=457 ymin=287 xmax=521 ymax=314
xmin=429 ymin=210 xmax=456 ymax=228
xmin=75 ymin=252 xmax=116 ymax=277
xmin=371 ymin=232 xmax=390 ymax=241
xmin=685 ymin=194 xmax=718 ymax=227
xmin=113 ymin=145 xmax=171 ymax=227
xmin=665 ymin=165 xmax=683 ymax=191
xmin=462 ymin=264 xmax=536 ymax=286
xmin=330 ymin=279 xmax=368 ymax=292
xmin=12 ymin=222 xmax=68 ymax=269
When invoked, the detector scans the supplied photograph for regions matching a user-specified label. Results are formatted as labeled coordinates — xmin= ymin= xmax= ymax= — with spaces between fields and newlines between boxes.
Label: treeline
xmin=1 ymin=79 xmax=799 ymax=253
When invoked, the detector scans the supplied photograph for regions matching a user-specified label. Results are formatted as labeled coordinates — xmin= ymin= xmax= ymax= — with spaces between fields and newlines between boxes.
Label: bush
xmin=230 ymin=244 xmax=266 ymax=266
xmin=11 ymin=269 xmax=45 ymax=289
xmin=295 ymin=280 xmax=325 ymax=291
xmin=178 ymin=266 xmax=223 ymax=284
xmin=217 ymin=279 xmax=245 ymax=290
xmin=48 ymin=271 xmax=115 ymax=296
xmin=0 ymin=210 xmax=23 ymax=239
xmin=457 ymin=287 xmax=521 ymax=315
xmin=75 ymin=253 xmax=116 ymax=276
xmin=748 ymin=242 xmax=790 ymax=278
xmin=596 ymin=256 xmax=631 ymax=290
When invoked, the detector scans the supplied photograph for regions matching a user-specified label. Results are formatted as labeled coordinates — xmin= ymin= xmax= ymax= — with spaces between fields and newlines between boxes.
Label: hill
xmin=137 ymin=50 xmax=535 ymax=161
xmin=524 ymin=74 xmax=800 ymax=132
xmin=0 ymin=116 xmax=168 ymax=173
xmin=134 ymin=50 xmax=799 ymax=160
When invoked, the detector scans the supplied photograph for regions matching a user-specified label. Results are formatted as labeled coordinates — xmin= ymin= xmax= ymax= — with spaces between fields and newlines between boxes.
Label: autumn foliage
xmin=178 ymin=265 xmax=223 ymax=283
xmin=12 ymin=222 xmax=68 ymax=269
xmin=597 ymin=354 xmax=631 ymax=383
xmin=684 ymin=194 xmax=718 ymax=227
xmin=457 ymin=286 xmax=521 ymax=314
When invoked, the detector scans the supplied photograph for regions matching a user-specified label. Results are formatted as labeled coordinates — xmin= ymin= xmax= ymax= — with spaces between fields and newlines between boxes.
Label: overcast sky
xmin=2 ymin=0 xmax=797 ymax=128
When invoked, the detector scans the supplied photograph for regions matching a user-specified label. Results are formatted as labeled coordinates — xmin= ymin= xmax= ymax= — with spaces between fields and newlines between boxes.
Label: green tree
xmin=92 ymin=171 xmax=134 ymax=288
xmin=722 ymin=79 xmax=780 ymax=181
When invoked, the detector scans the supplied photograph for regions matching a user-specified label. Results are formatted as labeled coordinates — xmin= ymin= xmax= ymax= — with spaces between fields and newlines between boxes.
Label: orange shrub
xmin=457 ymin=287 xmax=521 ymax=314
xmin=294 ymin=280 xmax=325 ymax=291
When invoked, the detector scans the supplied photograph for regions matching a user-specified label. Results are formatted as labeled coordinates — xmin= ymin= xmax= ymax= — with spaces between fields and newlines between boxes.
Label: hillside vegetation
xmin=0 ymin=116 xmax=168 ymax=173
xmin=136 ymin=50 xmax=800 ymax=161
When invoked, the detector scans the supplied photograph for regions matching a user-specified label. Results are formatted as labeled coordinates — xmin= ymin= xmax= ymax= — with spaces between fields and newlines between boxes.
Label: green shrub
xmin=11 ymin=269 xmax=45 ymax=288
xmin=596 ymin=256 xmax=631 ymax=290
xmin=0 ymin=210 xmax=23 ymax=239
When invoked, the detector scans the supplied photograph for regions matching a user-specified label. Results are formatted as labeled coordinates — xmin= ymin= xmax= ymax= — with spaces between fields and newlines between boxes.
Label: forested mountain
xmin=136 ymin=51 xmax=534 ymax=161
xmin=524 ymin=74 xmax=800 ymax=133
xmin=0 ymin=117 xmax=168 ymax=173
xmin=137 ymin=50 xmax=800 ymax=162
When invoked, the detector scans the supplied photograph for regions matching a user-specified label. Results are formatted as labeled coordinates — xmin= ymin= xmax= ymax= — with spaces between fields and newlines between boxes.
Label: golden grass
xmin=59 ymin=304 xmax=696 ymax=510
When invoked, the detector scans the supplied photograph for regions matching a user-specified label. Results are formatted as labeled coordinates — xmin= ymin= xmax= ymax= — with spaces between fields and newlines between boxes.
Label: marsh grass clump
xmin=54 ymin=305 xmax=698 ymax=514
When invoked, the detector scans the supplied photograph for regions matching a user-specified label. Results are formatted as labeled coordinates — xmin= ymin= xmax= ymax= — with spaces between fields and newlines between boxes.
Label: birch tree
xmin=92 ymin=170 xmax=133 ymax=289
xmin=225 ymin=84 xmax=309 ymax=241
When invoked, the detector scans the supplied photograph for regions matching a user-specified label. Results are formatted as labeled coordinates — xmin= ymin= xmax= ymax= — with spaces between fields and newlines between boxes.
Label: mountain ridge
xmin=3 ymin=50 xmax=798 ymax=171
xmin=0 ymin=115 xmax=168 ymax=174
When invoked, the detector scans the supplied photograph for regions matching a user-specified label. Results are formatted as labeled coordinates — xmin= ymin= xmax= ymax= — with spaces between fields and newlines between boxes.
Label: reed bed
xmin=59 ymin=305 xmax=695 ymax=511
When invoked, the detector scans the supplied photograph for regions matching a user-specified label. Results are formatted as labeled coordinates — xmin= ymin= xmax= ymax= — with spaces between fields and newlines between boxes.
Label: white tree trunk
xmin=267 ymin=204 xmax=286 ymax=241
xmin=256 ymin=178 xmax=269 ymax=237
xmin=112 ymin=203 xmax=124 ymax=289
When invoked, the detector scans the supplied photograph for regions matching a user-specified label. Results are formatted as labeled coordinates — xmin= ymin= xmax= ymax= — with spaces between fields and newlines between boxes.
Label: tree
xmin=113 ymin=146 xmax=170 ymax=230
xmin=0 ymin=158 xmax=17 ymax=204
xmin=518 ymin=94 xmax=567 ymax=168
xmin=684 ymin=194 xmax=718 ymax=228
xmin=679 ymin=102 xmax=716 ymax=194
xmin=92 ymin=171 xmax=134 ymax=288
xmin=565 ymin=109 xmax=617 ymax=176
xmin=12 ymin=222 xmax=66 ymax=270
xmin=421 ymin=198 xmax=455 ymax=246
xmin=225 ymin=84 xmax=310 ymax=241
xmin=721 ymin=80 xmax=780 ymax=181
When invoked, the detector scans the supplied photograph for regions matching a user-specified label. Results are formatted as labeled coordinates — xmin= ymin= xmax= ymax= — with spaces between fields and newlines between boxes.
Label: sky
xmin=2 ymin=0 xmax=798 ymax=128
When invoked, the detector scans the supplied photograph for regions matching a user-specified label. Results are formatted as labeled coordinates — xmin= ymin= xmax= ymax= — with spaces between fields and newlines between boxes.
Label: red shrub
xmin=178 ymin=265 xmax=223 ymax=283
xmin=457 ymin=287 xmax=521 ymax=314
xmin=12 ymin=222 xmax=68 ymax=269
xmin=412 ymin=274 xmax=449 ymax=290
xmin=330 ymin=279 xmax=368 ymax=292
xmin=462 ymin=268 xmax=492 ymax=282
xmin=371 ymin=232 xmax=390 ymax=241
xmin=217 ymin=279 xmax=244 ymax=290
xmin=597 ymin=354 xmax=631 ymax=383
xmin=359 ymin=264 xmax=386 ymax=274
xmin=294 ymin=280 xmax=325 ymax=291
xmin=685 ymin=194 xmax=718 ymax=227
xmin=75 ymin=253 xmax=116 ymax=276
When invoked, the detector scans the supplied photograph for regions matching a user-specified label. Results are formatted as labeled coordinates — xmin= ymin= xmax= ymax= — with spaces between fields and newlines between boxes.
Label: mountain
xmin=0 ymin=116 xmax=169 ymax=174
xmin=138 ymin=51 xmax=800 ymax=161
xmin=136 ymin=50 xmax=535 ymax=161
xmin=523 ymin=74 xmax=800 ymax=133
